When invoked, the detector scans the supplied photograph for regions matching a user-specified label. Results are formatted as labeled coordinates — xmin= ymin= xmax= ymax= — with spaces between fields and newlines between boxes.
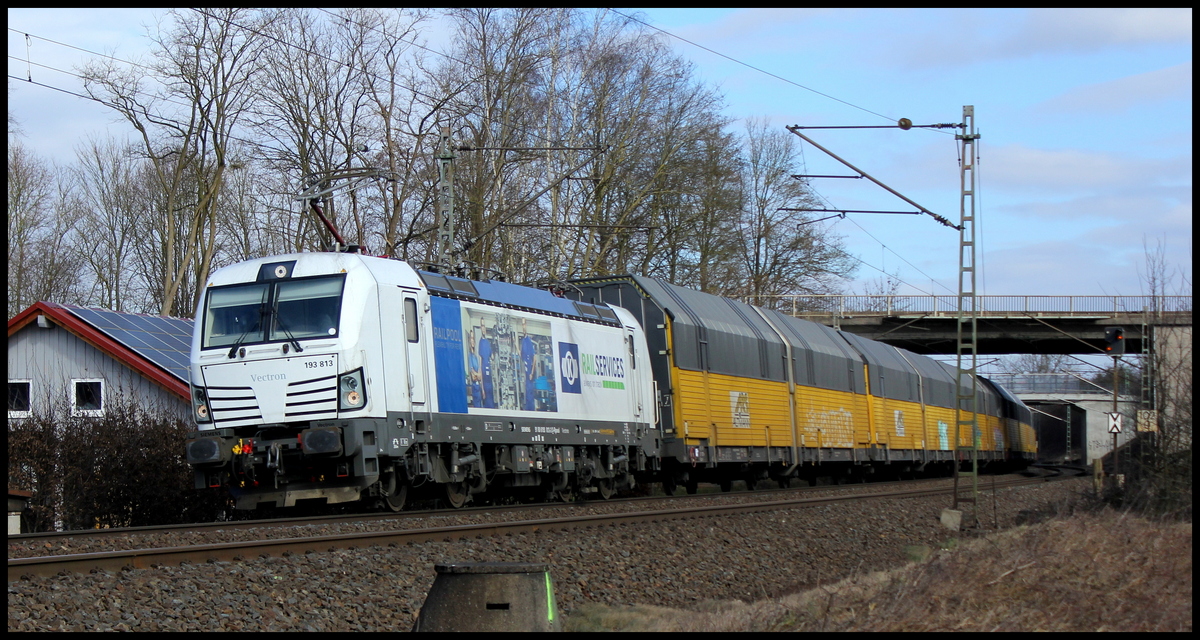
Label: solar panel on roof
xmin=63 ymin=305 xmax=194 ymax=384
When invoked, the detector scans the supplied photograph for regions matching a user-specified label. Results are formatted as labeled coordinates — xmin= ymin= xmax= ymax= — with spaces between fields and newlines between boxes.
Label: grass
xmin=564 ymin=506 xmax=1192 ymax=632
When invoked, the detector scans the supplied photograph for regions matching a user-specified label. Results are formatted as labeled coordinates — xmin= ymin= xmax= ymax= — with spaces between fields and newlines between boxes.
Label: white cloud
xmin=982 ymin=144 xmax=1190 ymax=194
xmin=1010 ymin=8 xmax=1192 ymax=55
xmin=982 ymin=239 xmax=1142 ymax=294
xmin=1037 ymin=62 xmax=1192 ymax=115
xmin=998 ymin=194 xmax=1190 ymax=229
xmin=669 ymin=8 xmax=836 ymax=46
xmin=883 ymin=8 xmax=1192 ymax=69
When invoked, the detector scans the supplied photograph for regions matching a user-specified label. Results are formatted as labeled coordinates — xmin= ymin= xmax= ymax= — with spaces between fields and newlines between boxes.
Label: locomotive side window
xmin=404 ymin=297 xmax=419 ymax=343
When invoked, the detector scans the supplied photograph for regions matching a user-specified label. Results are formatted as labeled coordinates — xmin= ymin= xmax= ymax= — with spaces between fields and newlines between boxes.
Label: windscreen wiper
xmin=228 ymin=288 xmax=268 ymax=358
xmin=271 ymin=296 xmax=304 ymax=353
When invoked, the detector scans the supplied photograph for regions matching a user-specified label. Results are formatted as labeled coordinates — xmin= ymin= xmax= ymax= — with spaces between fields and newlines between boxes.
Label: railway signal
xmin=1103 ymin=327 xmax=1125 ymax=356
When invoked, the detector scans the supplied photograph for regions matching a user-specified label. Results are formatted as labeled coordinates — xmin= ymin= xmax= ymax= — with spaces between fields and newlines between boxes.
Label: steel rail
xmin=8 ymin=473 xmax=1017 ymax=544
xmin=9 ymin=471 xmax=1069 ymax=582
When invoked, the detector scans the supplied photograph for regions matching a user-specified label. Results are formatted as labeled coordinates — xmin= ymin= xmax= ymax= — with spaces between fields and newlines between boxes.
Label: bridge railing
xmin=987 ymin=373 xmax=1138 ymax=397
xmin=744 ymin=295 xmax=1192 ymax=318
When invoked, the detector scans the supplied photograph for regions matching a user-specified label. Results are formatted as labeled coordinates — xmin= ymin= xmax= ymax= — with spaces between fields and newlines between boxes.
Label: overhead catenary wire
xmin=11 ymin=12 xmax=570 ymax=166
xmin=791 ymin=134 xmax=956 ymax=297
xmin=5 ymin=60 xmax=290 ymax=159
xmin=190 ymin=7 xmax=591 ymax=154
xmin=607 ymin=11 xmax=971 ymax=294
xmin=607 ymin=8 xmax=898 ymax=125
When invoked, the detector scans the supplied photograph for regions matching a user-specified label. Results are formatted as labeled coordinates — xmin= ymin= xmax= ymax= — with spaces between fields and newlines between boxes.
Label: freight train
xmin=184 ymin=252 xmax=1035 ymax=510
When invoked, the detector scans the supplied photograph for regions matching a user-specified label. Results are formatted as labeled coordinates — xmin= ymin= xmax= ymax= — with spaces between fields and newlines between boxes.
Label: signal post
xmin=1104 ymin=327 xmax=1124 ymax=486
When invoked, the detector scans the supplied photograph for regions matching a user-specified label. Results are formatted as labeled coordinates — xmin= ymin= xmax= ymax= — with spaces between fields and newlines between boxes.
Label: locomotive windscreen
xmin=201 ymin=274 xmax=346 ymax=349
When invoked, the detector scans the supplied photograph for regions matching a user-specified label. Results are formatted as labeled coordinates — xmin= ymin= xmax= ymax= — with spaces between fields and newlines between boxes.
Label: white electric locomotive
xmin=184 ymin=253 xmax=658 ymax=510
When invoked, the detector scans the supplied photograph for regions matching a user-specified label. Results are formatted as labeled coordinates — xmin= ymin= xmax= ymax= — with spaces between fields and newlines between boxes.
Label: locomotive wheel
xmin=444 ymin=481 xmax=469 ymax=508
xmin=596 ymin=478 xmax=615 ymax=500
xmin=554 ymin=486 xmax=575 ymax=503
xmin=382 ymin=472 xmax=408 ymax=512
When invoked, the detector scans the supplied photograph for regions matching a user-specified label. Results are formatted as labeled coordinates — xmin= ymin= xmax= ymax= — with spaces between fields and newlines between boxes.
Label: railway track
xmin=9 ymin=467 xmax=1075 ymax=582
xmin=10 ymin=465 xmax=1071 ymax=545
xmin=5 ymin=474 xmax=984 ymax=543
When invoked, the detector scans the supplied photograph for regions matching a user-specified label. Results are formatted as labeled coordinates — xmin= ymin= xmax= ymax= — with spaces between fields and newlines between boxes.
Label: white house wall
xmin=8 ymin=323 xmax=189 ymax=420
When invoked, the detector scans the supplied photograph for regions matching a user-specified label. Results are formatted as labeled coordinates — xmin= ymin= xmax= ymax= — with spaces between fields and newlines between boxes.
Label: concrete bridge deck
xmin=748 ymin=295 xmax=1191 ymax=355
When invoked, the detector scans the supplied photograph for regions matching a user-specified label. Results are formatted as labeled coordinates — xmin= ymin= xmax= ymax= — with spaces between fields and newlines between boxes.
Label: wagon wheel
xmin=382 ymin=471 xmax=408 ymax=512
xmin=596 ymin=478 xmax=615 ymax=500
xmin=719 ymin=477 xmax=733 ymax=493
xmin=661 ymin=476 xmax=677 ymax=496
xmin=444 ymin=480 xmax=470 ymax=508
xmin=685 ymin=478 xmax=698 ymax=495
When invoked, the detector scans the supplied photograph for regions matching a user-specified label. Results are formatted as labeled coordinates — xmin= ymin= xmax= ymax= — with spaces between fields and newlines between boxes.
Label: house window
xmin=8 ymin=380 xmax=32 ymax=419
xmin=71 ymin=379 xmax=105 ymax=417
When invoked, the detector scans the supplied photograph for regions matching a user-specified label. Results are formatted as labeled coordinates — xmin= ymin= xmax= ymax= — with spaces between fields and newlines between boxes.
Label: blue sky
xmin=8 ymin=8 xmax=1192 ymax=298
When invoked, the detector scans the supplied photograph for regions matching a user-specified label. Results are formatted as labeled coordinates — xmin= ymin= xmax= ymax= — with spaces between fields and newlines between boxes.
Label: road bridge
xmin=750 ymin=295 xmax=1192 ymax=355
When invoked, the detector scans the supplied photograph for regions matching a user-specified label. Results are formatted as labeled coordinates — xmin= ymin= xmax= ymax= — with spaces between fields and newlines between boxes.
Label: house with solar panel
xmin=7 ymin=302 xmax=194 ymax=420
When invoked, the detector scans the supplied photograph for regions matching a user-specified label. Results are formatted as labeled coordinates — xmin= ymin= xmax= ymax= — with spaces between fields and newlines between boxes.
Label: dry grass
xmin=564 ymin=508 xmax=1192 ymax=632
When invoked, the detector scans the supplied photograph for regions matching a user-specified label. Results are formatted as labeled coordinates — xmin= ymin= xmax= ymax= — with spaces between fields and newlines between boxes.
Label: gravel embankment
xmin=7 ymin=477 xmax=985 ymax=559
xmin=8 ymin=478 xmax=1088 ymax=632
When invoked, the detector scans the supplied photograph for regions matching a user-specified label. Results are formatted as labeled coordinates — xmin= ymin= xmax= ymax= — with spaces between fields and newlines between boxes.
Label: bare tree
xmin=7 ymin=139 xmax=54 ymax=316
xmin=7 ymin=141 xmax=85 ymax=316
xmin=641 ymin=124 xmax=743 ymax=291
xmin=994 ymin=353 xmax=1072 ymax=375
xmin=431 ymin=9 xmax=747 ymax=286
xmin=46 ymin=8 xmax=870 ymax=315
xmin=349 ymin=9 xmax=440 ymax=262
xmin=70 ymin=136 xmax=151 ymax=312
xmin=1121 ymin=236 xmax=1191 ymax=516
xmin=564 ymin=17 xmax=719 ymax=281
xmin=733 ymin=118 xmax=855 ymax=302
xmin=434 ymin=7 xmax=571 ymax=279
xmin=81 ymin=8 xmax=271 ymax=317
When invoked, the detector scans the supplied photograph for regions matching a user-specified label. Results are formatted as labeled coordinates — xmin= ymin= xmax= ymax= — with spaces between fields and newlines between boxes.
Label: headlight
xmin=338 ymin=368 xmax=366 ymax=412
xmin=192 ymin=386 xmax=212 ymax=424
